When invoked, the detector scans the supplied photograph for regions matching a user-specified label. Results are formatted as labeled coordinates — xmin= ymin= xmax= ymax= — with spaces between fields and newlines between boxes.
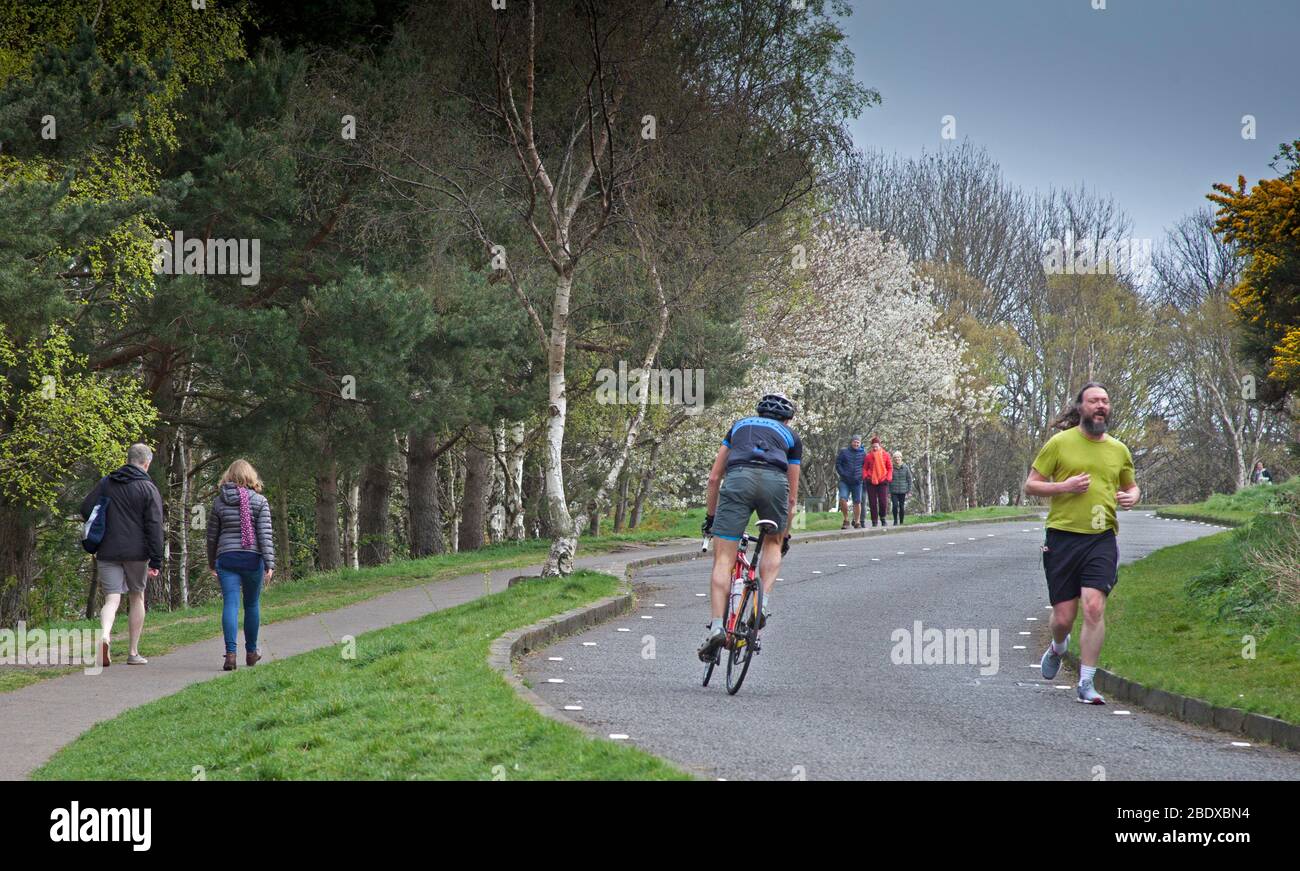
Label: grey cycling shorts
xmin=713 ymin=465 xmax=789 ymax=541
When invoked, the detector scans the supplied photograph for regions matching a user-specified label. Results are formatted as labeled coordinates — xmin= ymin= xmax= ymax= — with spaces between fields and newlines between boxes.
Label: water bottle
xmin=729 ymin=577 xmax=744 ymax=623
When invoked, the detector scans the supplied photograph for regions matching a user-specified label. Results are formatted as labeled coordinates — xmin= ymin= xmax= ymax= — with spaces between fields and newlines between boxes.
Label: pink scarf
xmin=238 ymin=487 xmax=256 ymax=549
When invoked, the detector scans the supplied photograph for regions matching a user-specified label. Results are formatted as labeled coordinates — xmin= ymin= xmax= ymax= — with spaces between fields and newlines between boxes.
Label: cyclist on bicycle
xmin=698 ymin=392 xmax=802 ymax=661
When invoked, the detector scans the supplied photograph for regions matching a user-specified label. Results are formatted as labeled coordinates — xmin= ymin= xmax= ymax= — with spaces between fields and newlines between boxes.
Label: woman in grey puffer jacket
xmin=889 ymin=452 xmax=915 ymax=526
xmin=207 ymin=459 xmax=275 ymax=671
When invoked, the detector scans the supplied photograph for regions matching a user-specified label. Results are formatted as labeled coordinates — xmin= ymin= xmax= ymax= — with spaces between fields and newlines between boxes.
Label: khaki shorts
xmin=98 ymin=560 xmax=148 ymax=595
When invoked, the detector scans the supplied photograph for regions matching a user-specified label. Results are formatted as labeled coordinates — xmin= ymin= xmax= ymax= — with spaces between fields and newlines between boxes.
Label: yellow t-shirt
xmin=1031 ymin=427 xmax=1135 ymax=534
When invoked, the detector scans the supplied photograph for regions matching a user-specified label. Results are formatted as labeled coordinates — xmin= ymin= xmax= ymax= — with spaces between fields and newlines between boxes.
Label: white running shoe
xmin=1076 ymin=680 xmax=1106 ymax=705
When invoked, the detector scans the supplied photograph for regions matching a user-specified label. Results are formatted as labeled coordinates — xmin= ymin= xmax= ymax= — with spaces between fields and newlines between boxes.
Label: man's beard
xmin=1081 ymin=412 xmax=1109 ymax=435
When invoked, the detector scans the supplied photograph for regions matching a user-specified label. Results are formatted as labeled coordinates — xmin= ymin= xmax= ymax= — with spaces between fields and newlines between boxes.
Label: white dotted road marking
xmin=617 ymin=628 xmax=630 ymax=633
xmin=546 ymin=678 xmax=565 ymax=684
xmin=1013 ymin=645 xmax=1026 ymax=650
xmin=654 ymin=603 xmax=666 ymax=608
xmin=837 ymin=563 xmax=847 ymax=567
xmin=1018 ymin=631 xmax=1031 ymax=635
xmin=1114 ymin=710 xmax=1131 ymax=716
xmin=564 ymin=705 xmax=583 ymax=711
xmin=1025 ymin=617 xmax=1039 ymax=621
xmin=548 ymin=657 xmax=564 ymax=661
xmin=870 ymin=558 xmax=881 ymax=562
xmin=695 ymin=593 xmax=706 ymax=597
xmin=896 ymin=551 xmax=905 ymax=555
xmin=812 ymin=570 xmax=822 ymax=574
xmin=1230 ymin=741 xmax=1251 ymax=748
xmin=609 ymin=734 xmax=630 ymax=740
xmin=1055 ymin=685 xmax=1070 ymax=690
xmin=582 ymin=642 xmax=597 ymax=647
xmin=640 ymin=615 xmax=653 ymax=620
xmin=922 ymin=547 xmax=931 ymax=551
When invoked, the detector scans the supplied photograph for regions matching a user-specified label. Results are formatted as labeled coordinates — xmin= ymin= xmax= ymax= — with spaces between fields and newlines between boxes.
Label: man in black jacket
xmin=80 ymin=444 xmax=164 ymax=667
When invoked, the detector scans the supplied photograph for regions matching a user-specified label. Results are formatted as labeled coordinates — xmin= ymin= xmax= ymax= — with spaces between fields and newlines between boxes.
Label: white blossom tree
xmin=658 ymin=223 xmax=981 ymax=509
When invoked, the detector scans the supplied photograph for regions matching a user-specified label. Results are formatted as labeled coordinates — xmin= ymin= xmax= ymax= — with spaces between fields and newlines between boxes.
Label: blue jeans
xmin=217 ymin=555 xmax=264 ymax=655
xmin=837 ymin=478 xmax=863 ymax=504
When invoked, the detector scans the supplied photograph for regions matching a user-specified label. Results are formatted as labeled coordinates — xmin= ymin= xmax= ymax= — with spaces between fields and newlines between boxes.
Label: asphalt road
xmin=524 ymin=514 xmax=1300 ymax=780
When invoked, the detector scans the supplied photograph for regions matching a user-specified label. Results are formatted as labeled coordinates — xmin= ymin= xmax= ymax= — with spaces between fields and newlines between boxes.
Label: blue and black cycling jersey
xmin=722 ymin=416 xmax=803 ymax=472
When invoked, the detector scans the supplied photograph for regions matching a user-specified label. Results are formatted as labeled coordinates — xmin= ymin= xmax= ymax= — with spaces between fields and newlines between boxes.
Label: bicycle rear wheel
xmin=725 ymin=584 xmax=760 ymax=695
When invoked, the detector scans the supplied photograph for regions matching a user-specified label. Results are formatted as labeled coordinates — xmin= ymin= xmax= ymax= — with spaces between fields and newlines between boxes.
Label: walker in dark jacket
xmin=79 ymin=465 xmax=164 ymax=568
xmin=836 ymin=445 xmax=866 ymax=481
xmin=836 ymin=442 xmax=867 ymax=527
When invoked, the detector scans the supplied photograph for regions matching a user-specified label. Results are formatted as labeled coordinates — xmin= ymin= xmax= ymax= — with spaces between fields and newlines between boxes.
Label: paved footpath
xmin=524 ymin=514 xmax=1300 ymax=780
xmin=0 ymin=540 xmax=704 ymax=780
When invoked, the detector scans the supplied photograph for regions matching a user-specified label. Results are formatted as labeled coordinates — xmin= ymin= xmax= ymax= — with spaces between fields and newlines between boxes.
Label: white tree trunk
xmin=176 ymin=432 xmax=189 ymax=608
xmin=506 ymin=421 xmax=526 ymax=542
xmin=347 ymin=478 xmax=361 ymax=569
xmin=541 ymin=273 xmax=577 ymax=575
xmin=489 ymin=423 xmax=507 ymax=544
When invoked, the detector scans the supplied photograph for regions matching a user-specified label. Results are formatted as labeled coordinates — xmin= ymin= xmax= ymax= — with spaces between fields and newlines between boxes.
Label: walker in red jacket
xmin=862 ymin=437 xmax=893 ymax=526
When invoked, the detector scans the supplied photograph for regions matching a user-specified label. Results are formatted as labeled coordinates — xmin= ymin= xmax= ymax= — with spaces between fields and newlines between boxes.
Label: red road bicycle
xmin=701 ymin=518 xmax=778 ymax=695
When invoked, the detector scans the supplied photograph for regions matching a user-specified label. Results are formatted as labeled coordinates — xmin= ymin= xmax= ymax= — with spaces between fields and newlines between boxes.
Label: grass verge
xmin=34 ymin=570 xmax=689 ymax=780
xmin=1079 ymin=532 xmax=1300 ymax=724
xmin=1158 ymin=478 xmax=1299 ymax=525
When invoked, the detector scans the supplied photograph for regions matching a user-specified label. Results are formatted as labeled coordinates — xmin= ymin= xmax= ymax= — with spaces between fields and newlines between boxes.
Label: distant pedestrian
xmin=79 ymin=444 xmax=164 ymax=667
xmin=207 ymin=459 xmax=275 ymax=671
xmin=862 ymin=436 xmax=893 ymax=527
xmin=835 ymin=434 xmax=866 ymax=528
xmin=889 ymin=451 xmax=914 ymax=525
xmin=1251 ymin=461 xmax=1272 ymax=485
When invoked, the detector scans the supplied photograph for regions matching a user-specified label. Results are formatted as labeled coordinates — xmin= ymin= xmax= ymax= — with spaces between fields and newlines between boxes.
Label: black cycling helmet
xmin=756 ymin=392 xmax=796 ymax=420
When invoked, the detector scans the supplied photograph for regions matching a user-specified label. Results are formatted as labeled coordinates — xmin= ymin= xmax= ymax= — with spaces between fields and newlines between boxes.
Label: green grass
xmin=1079 ymin=532 xmax=1300 ymax=724
xmin=34 ymin=570 xmax=690 ymax=780
xmin=1159 ymin=478 xmax=1300 ymax=525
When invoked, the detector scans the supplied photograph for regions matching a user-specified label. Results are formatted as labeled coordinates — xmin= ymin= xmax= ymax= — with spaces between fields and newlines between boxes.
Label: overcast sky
xmin=840 ymin=0 xmax=1300 ymax=247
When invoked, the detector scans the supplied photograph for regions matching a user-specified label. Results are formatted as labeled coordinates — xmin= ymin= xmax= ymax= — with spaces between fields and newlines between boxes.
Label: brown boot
xmin=100 ymin=640 xmax=111 ymax=668
xmin=246 ymin=650 xmax=262 ymax=667
xmin=223 ymin=653 xmax=237 ymax=671
xmin=839 ymin=499 xmax=850 ymax=529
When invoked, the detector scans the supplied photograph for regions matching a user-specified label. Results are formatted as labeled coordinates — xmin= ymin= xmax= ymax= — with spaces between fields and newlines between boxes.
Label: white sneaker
xmin=1076 ymin=680 xmax=1105 ymax=704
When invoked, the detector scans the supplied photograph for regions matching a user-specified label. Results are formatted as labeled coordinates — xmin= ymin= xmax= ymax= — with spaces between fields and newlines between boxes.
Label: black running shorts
xmin=1041 ymin=528 xmax=1119 ymax=605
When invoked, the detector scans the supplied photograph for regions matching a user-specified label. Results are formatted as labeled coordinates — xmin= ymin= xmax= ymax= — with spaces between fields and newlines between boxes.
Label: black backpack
xmin=82 ymin=493 xmax=111 ymax=554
